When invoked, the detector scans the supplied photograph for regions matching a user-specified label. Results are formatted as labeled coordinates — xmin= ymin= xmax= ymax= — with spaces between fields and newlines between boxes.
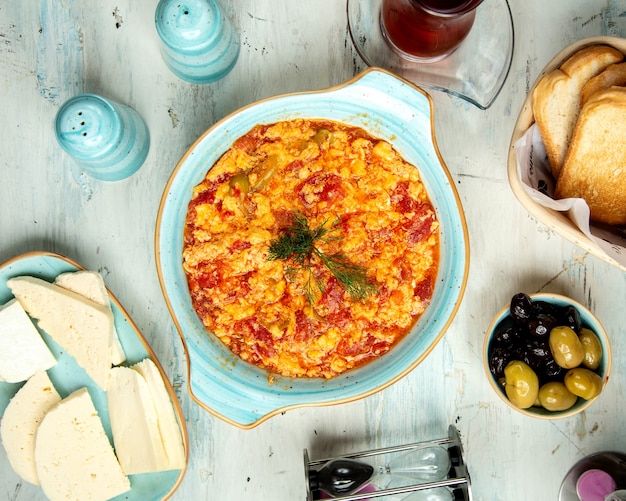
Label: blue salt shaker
xmin=155 ymin=0 xmax=239 ymax=84
xmin=54 ymin=94 xmax=150 ymax=181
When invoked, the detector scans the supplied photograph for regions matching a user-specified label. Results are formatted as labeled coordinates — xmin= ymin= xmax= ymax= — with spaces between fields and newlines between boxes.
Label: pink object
xmin=576 ymin=469 xmax=617 ymax=501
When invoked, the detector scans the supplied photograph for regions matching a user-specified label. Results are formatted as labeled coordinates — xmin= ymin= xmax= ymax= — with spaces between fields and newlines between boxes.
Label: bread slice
xmin=555 ymin=86 xmax=626 ymax=225
xmin=581 ymin=62 xmax=626 ymax=105
xmin=532 ymin=45 xmax=623 ymax=178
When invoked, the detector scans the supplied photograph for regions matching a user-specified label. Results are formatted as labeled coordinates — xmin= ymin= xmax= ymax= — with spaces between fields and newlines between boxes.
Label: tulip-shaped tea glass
xmin=379 ymin=0 xmax=484 ymax=63
xmin=606 ymin=490 xmax=626 ymax=501
xmin=346 ymin=0 xmax=514 ymax=109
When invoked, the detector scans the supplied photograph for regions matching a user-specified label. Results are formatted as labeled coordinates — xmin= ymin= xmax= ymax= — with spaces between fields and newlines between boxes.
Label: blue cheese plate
xmin=0 ymin=251 xmax=188 ymax=501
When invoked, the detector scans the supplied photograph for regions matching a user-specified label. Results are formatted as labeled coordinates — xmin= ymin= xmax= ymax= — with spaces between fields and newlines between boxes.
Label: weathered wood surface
xmin=1 ymin=1 xmax=625 ymax=500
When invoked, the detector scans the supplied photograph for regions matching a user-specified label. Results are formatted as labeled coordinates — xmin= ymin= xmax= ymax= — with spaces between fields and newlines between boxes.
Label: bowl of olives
xmin=483 ymin=292 xmax=611 ymax=419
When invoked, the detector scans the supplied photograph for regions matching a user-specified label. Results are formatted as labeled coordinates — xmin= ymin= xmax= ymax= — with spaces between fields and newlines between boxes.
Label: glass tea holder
xmin=155 ymin=0 xmax=240 ymax=84
xmin=304 ymin=424 xmax=472 ymax=500
xmin=346 ymin=0 xmax=514 ymax=110
xmin=559 ymin=451 xmax=626 ymax=501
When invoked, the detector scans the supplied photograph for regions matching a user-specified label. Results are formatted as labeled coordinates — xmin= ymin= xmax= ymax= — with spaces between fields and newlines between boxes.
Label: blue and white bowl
xmin=483 ymin=292 xmax=611 ymax=419
xmin=156 ymin=68 xmax=469 ymax=428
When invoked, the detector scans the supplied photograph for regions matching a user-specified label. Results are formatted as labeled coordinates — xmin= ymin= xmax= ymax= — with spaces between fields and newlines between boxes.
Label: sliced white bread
xmin=7 ymin=276 xmax=113 ymax=390
xmin=54 ymin=270 xmax=126 ymax=366
xmin=555 ymin=86 xmax=626 ymax=225
xmin=581 ymin=62 xmax=626 ymax=105
xmin=532 ymin=44 xmax=623 ymax=178
xmin=34 ymin=388 xmax=130 ymax=501
xmin=0 ymin=371 xmax=61 ymax=485
xmin=0 ymin=299 xmax=56 ymax=383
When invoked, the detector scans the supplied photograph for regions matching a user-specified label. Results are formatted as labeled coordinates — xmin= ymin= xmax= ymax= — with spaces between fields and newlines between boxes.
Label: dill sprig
xmin=267 ymin=213 xmax=376 ymax=302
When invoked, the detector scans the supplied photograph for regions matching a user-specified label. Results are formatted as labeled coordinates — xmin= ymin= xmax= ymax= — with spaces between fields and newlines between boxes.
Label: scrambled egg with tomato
xmin=183 ymin=119 xmax=439 ymax=378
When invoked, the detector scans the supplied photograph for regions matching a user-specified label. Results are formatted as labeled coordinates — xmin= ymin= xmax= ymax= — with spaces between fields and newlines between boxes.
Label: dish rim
xmin=155 ymin=67 xmax=470 ymax=429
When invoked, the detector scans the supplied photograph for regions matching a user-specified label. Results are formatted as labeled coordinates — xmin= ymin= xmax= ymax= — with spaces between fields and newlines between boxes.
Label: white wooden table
xmin=1 ymin=1 xmax=625 ymax=500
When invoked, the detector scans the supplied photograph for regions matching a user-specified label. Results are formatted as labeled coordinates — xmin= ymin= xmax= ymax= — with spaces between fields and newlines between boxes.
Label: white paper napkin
xmin=515 ymin=124 xmax=626 ymax=268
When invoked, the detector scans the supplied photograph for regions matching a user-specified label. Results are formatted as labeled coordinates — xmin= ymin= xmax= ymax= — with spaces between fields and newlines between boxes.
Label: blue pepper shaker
xmin=54 ymin=94 xmax=150 ymax=182
xmin=155 ymin=0 xmax=240 ymax=84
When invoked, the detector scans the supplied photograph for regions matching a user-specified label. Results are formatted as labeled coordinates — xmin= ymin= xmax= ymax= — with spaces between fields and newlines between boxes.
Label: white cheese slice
xmin=0 ymin=371 xmax=61 ymax=485
xmin=34 ymin=387 xmax=130 ymax=501
xmin=107 ymin=365 xmax=169 ymax=474
xmin=55 ymin=270 xmax=126 ymax=366
xmin=7 ymin=276 xmax=113 ymax=390
xmin=132 ymin=358 xmax=186 ymax=470
xmin=0 ymin=299 xmax=56 ymax=383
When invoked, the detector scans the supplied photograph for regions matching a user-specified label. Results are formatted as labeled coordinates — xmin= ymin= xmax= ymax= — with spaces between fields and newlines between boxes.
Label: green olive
xmin=312 ymin=128 xmax=332 ymax=146
xmin=538 ymin=381 xmax=578 ymax=411
xmin=251 ymin=155 xmax=278 ymax=191
xmin=228 ymin=172 xmax=252 ymax=217
xmin=579 ymin=328 xmax=603 ymax=370
xmin=549 ymin=326 xmax=584 ymax=369
xmin=564 ymin=367 xmax=603 ymax=400
xmin=228 ymin=172 xmax=250 ymax=197
xmin=504 ymin=360 xmax=539 ymax=409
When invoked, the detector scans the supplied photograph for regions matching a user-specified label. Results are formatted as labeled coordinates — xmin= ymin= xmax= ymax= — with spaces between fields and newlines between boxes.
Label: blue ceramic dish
xmin=0 ymin=252 xmax=188 ymax=500
xmin=483 ymin=292 xmax=611 ymax=419
xmin=156 ymin=68 xmax=470 ymax=428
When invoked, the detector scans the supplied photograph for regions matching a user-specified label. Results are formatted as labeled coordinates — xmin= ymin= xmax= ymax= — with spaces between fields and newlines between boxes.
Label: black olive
xmin=521 ymin=347 xmax=541 ymax=369
xmin=533 ymin=300 xmax=561 ymax=318
xmin=510 ymin=292 xmax=534 ymax=324
xmin=528 ymin=338 xmax=552 ymax=361
xmin=541 ymin=358 xmax=565 ymax=382
xmin=494 ymin=322 xmax=525 ymax=345
xmin=508 ymin=341 xmax=527 ymax=362
xmin=528 ymin=313 xmax=559 ymax=338
xmin=528 ymin=319 xmax=548 ymax=337
xmin=489 ymin=345 xmax=511 ymax=379
xmin=559 ymin=305 xmax=582 ymax=333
